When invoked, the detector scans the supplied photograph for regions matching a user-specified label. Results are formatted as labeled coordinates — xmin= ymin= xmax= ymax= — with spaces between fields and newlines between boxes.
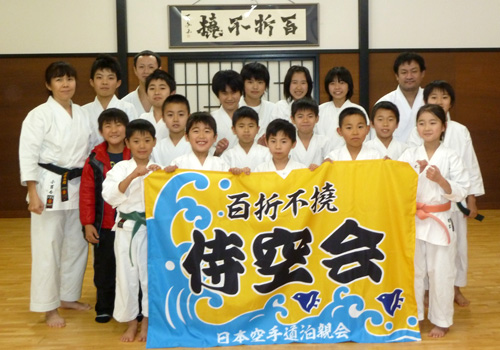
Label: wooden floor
xmin=0 ymin=211 xmax=499 ymax=350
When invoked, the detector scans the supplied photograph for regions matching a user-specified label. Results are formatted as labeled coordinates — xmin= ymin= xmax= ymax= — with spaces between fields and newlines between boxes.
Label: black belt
xmin=38 ymin=163 xmax=83 ymax=202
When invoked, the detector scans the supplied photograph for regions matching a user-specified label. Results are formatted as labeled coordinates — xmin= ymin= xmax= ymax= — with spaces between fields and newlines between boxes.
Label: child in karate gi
xmin=365 ymin=101 xmax=407 ymax=159
xmin=399 ymin=104 xmax=470 ymax=338
xmin=324 ymin=107 xmax=381 ymax=161
xmin=102 ymin=119 xmax=161 ymax=342
xmin=139 ymin=69 xmax=176 ymax=141
xmin=151 ymin=94 xmax=192 ymax=165
xmin=221 ymin=106 xmax=271 ymax=171
xmin=406 ymin=81 xmax=484 ymax=306
xmin=19 ymin=61 xmax=92 ymax=327
xmin=318 ymin=66 xmax=369 ymax=149
xmin=289 ymin=98 xmax=333 ymax=168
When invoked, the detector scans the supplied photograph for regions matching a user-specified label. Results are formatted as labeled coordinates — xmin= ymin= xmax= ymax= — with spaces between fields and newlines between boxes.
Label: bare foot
xmin=428 ymin=325 xmax=448 ymax=338
xmin=137 ymin=317 xmax=148 ymax=342
xmin=454 ymin=286 xmax=470 ymax=307
xmin=60 ymin=301 xmax=92 ymax=311
xmin=121 ymin=320 xmax=138 ymax=342
xmin=46 ymin=309 xmax=66 ymax=328
xmin=424 ymin=290 xmax=429 ymax=308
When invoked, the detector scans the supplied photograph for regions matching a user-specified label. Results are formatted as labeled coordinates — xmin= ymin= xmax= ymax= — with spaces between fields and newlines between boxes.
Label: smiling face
xmin=328 ymin=77 xmax=349 ymax=105
xmin=291 ymin=108 xmax=318 ymax=135
xmin=218 ymin=86 xmax=242 ymax=115
xmin=90 ymin=68 xmax=121 ymax=99
xmin=396 ymin=60 xmax=425 ymax=93
xmin=417 ymin=111 xmax=445 ymax=144
xmin=100 ymin=120 xmax=126 ymax=148
xmin=372 ymin=108 xmax=398 ymax=142
xmin=163 ymin=102 xmax=189 ymax=136
xmin=125 ymin=130 xmax=156 ymax=164
xmin=186 ymin=121 xmax=217 ymax=156
xmin=289 ymin=72 xmax=309 ymax=100
xmin=337 ymin=113 xmax=370 ymax=149
xmin=426 ymin=88 xmax=452 ymax=114
xmin=46 ymin=75 xmax=76 ymax=104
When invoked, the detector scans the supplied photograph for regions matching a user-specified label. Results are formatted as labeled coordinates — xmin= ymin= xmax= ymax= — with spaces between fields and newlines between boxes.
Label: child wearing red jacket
xmin=80 ymin=108 xmax=131 ymax=323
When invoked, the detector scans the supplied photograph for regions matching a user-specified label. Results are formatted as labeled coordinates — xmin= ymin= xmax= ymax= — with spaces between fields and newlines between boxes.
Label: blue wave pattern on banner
xmin=146 ymin=172 xmax=421 ymax=348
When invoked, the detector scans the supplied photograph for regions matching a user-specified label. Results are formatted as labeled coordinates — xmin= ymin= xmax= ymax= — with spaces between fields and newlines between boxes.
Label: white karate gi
xmin=406 ymin=119 xmax=484 ymax=287
xmin=221 ymin=142 xmax=271 ymax=171
xmin=171 ymin=151 xmax=230 ymax=171
xmin=291 ymin=133 xmax=334 ymax=166
xmin=399 ymin=144 xmax=469 ymax=328
xmin=376 ymin=86 xmax=424 ymax=143
xmin=102 ymin=158 xmax=156 ymax=322
xmin=365 ymin=137 xmax=407 ymax=160
xmin=271 ymin=99 xmax=293 ymax=123
xmin=152 ymin=136 xmax=191 ymax=166
xmin=239 ymin=97 xmax=275 ymax=140
xmin=254 ymin=158 xmax=306 ymax=179
xmin=19 ymin=96 xmax=91 ymax=312
xmin=317 ymin=100 xmax=369 ymax=149
xmin=324 ymin=144 xmax=382 ymax=161
xmin=122 ymin=87 xmax=147 ymax=116
xmin=139 ymin=110 xmax=169 ymax=142
xmin=211 ymin=107 xmax=238 ymax=152
xmin=83 ymin=95 xmax=138 ymax=147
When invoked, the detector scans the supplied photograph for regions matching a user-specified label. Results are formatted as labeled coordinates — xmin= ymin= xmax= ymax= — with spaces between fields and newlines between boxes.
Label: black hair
xmin=240 ymin=62 xmax=270 ymax=88
xmin=393 ymin=52 xmax=426 ymax=74
xmin=323 ymin=66 xmax=354 ymax=101
xmin=232 ymin=106 xmax=259 ymax=127
xmin=370 ymin=101 xmax=400 ymax=123
xmin=90 ymin=54 xmax=121 ymax=81
xmin=162 ymin=94 xmax=191 ymax=115
xmin=417 ymin=104 xmax=447 ymax=140
xmin=97 ymin=108 xmax=129 ymax=132
xmin=423 ymin=80 xmax=455 ymax=107
xmin=291 ymin=98 xmax=319 ymax=118
xmin=283 ymin=65 xmax=313 ymax=100
xmin=338 ymin=107 xmax=367 ymax=127
xmin=186 ymin=112 xmax=217 ymax=135
xmin=145 ymin=69 xmax=176 ymax=92
xmin=265 ymin=119 xmax=296 ymax=143
xmin=126 ymin=118 xmax=156 ymax=140
xmin=133 ymin=50 xmax=161 ymax=68
xmin=45 ymin=61 xmax=77 ymax=95
xmin=211 ymin=70 xmax=244 ymax=96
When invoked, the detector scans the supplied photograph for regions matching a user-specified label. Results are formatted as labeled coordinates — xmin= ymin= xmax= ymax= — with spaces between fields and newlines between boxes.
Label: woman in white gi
xmin=19 ymin=62 xmax=92 ymax=327
xmin=399 ymin=104 xmax=469 ymax=338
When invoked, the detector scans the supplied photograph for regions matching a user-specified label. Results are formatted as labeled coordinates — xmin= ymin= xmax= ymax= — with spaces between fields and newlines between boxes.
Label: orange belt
xmin=416 ymin=201 xmax=452 ymax=244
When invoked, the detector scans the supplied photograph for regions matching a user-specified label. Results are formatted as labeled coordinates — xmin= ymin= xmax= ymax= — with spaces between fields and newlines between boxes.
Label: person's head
xmin=291 ymin=98 xmax=319 ymax=135
xmin=89 ymin=54 xmax=122 ymax=98
xmin=265 ymin=119 xmax=297 ymax=162
xmin=211 ymin=70 xmax=243 ymax=114
xmin=324 ymin=66 xmax=354 ymax=102
xmin=97 ymin=108 xmax=129 ymax=147
xmin=337 ymin=107 xmax=370 ymax=148
xmin=133 ymin=50 xmax=161 ymax=84
xmin=370 ymin=101 xmax=399 ymax=142
xmin=125 ymin=119 xmax=156 ymax=162
xmin=185 ymin=112 xmax=218 ymax=155
xmin=423 ymin=80 xmax=455 ymax=114
xmin=284 ymin=65 xmax=313 ymax=101
xmin=162 ymin=94 xmax=190 ymax=136
xmin=231 ymin=106 xmax=260 ymax=146
xmin=393 ymin=52 xmax=426 ymax=93
xmin=240 ymin=62 xmax=270 ymax=101
xmin=416 ymin=104 xmax=447 ymax=142
xmin=45 ymin=61 xmax=77 ymax=102
xmin=145 ymin=69 xmax=176 ymax=109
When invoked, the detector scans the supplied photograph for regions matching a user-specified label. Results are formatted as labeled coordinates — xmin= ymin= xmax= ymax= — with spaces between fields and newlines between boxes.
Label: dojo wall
xmin=1 ymin=0 xmax=499 ymax=217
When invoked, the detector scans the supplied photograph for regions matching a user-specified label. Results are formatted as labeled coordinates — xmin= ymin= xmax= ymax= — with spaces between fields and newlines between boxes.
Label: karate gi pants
xmin=452 ymin=211 xmax=468 ymax=287
xmin=414 ymin=237 xmax=457 ymax=328
xmin=93 ymin=228 xmax=116 ymax=316
xmin=113 ymin=226 xmax=148 ymax=323
xmin=30 ymin=209 xmax=88 ymax=312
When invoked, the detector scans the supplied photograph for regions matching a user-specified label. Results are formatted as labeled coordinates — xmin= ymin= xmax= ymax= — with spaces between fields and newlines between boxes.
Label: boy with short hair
xmin=83 ymin=54 xmax=137 ymax=147
xmin=167 ymin=112 xmax=230 ymax=171
xmin=289 ymin=98 xmax=333 ymax=168
xmin=324 ymin=107 xmax=382 ymax=161
xmin=122 ymin=50 xmax=162 ymax=115
xmin=239 ymin=62 xmax=275 ymax=142
xmin=211 ymin=70 xmax=244 ymax=155
xmin=151 ymin=94 xmax=192 ymax=166
xmin=365 ymin=101 xmax=407 ymax=159
xmin=80 ymin=108 xmax=131 ymax=324
xmin=254 ymin=119 xmax=306 ymax=178
xmin=139 ymin=69 xmax=176 ymax=141
xmin=221 ymin=106 xmax=271 ymax=171
xmin=102 ymin=119 xmax=161 ymax=342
